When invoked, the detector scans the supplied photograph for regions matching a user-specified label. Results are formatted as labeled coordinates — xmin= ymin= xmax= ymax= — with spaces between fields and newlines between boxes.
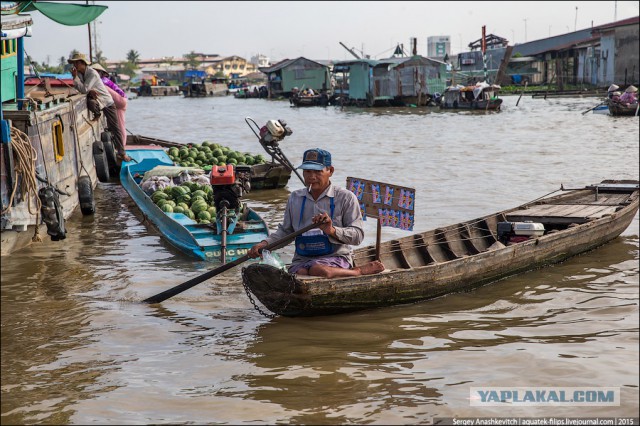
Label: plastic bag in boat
xmin=259 ymin=250 xmax=285 ymax=270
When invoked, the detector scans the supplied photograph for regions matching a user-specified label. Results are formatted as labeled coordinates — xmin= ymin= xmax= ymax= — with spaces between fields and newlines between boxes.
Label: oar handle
xmin=142 ymin=221 xmax=321 ymax=304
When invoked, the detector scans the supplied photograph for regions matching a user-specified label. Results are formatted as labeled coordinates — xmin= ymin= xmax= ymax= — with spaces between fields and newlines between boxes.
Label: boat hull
xmin=242 ymin=181 xmax=639 ymax=316
xmin=1 ymin=95 xmax=103 ymax=255
xmin=607 ymin=101 xmax=639 ymax=116
xmin=440 ymin=98 xmax=503 ymax=110
xmin=120 ymin=147 xmax=270 ymax=262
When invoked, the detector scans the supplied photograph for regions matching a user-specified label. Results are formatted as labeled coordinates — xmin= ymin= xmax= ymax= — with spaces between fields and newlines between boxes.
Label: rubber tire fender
xmin=78 ymin=175 xmax=95 ymax=215
xmin=101 ymin=131 xmax=118 ymax=170
xmin=93 ymin=140 xmax=110 ymax=182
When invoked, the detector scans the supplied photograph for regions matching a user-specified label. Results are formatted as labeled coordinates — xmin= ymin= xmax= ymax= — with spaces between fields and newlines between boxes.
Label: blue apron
xmin=295 ymin=196 xmax=335 ymax=257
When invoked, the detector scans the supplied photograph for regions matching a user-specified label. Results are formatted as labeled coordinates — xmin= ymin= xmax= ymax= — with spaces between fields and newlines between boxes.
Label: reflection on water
xmin=1 ymin=95 xmax=638 ymax=424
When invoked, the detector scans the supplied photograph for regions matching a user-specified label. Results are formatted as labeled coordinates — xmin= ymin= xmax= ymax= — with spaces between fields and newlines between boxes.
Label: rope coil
xmin=3 ymin=126 xmax=43 ymax=242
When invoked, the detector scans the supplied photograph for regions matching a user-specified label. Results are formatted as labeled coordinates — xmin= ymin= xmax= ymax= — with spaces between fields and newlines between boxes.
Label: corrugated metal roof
xmin=592 ymin=16 xmax=639 ymax=31
xmin=258 ymin=57 xmax=328 ymax=73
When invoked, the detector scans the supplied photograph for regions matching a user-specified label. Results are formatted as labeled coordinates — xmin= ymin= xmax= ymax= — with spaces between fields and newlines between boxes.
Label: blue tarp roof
xmin=185 ymin=70 xmax=206 ymax=78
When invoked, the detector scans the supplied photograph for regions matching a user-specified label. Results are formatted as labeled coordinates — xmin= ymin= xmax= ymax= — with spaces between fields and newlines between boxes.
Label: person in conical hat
xmin=619 ymin=85 xmax=638 ymax=104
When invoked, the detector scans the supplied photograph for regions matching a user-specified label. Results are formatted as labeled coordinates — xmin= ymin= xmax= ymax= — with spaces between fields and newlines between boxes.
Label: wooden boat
xmin=119 ymin=145 xmax=269 ymax=262
xmin=125 ymin=135 xmax=291 ymax=190
xmin=290 ymin=93 xmax=329 ymax=107
xmin=180 ymin=78 xmax=229 ymax=97
xmin=1 ymin=12 xmax=112 ymax=255
xmin=440 ymin=83 xmax=502 ymax=111
xmin=132 ymin=85 xmax=181 ymax=97
xmin=607 ymin=100 xmax=639 ymax=117
xmin=242 ymin=180 xmax=639 ymax=317
xmin=234 ymin=86 xmax=268 ymax=99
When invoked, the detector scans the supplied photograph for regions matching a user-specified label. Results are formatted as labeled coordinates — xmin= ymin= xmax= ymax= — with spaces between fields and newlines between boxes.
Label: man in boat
xmin=68 ymin=53 xmax=131 ymax=162
xmin=248 ymin=148 xmax=385 ymax=278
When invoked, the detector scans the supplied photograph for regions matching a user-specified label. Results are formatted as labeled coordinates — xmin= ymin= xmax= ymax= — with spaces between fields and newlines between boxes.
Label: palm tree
xmin=58 ymin=56 xmax=66 ymax=68
xmin=126 ymin=49 xmax=140 ymax=65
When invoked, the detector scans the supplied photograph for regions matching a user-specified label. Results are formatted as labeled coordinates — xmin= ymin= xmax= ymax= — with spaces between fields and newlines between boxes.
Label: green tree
xmin=119 ymin=61 xmax=138 ymax=78
xmin=58 ymin=56 xmax=66 ymax=68
xmin=126 ymin=49 xmax=140 ymax=65
xmin=184 ymin=51 xmax=200 ymax=70
xmin=94 ymin=49 xmax=107 ymax=65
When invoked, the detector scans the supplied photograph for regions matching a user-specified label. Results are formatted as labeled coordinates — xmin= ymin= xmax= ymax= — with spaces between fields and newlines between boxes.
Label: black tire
xmin=78 ymin=175 xmax=95 ymax=215
xmin=93 ymin=141 xmax=110 ymax=182
xmin=101 ymin=131 xmax=118 ymax=170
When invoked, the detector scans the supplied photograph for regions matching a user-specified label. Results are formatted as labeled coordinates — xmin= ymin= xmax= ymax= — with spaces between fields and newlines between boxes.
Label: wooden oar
xmin=516 ymin=81 xmax=528 ymax=107
xmin=582 ymin=101 xmax=606 ymax=115
xmin=142 ymin=221 xmax=322 ymax=304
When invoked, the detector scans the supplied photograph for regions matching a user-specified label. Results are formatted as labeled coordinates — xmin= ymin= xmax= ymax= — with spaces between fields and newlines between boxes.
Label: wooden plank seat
xmin=506 ymin=203 xmax=619 ymax=225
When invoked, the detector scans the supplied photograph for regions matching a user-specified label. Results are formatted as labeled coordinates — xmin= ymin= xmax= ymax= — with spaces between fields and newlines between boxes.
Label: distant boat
xmin=1 ymin=11 xmax=114 ymax=255
xmin=440 ymin=82 xmax=502 ymax=111
xmin=607 ymin=100 xmax=639 ymax=117
xmin=180 ymin=75 xmax=229 ymax=97
xmin=289 ymin=92 xmax=330 ymax=107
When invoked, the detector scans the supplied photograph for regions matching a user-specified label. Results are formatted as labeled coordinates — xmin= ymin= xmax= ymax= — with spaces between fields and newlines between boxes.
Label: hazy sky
xmin=22 ymin=1 xmax=640 ymax=65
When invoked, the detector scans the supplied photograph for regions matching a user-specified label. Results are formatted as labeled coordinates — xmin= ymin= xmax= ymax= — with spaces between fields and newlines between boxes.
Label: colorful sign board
xmin=347 ymin=177 xmax=415 ymax=231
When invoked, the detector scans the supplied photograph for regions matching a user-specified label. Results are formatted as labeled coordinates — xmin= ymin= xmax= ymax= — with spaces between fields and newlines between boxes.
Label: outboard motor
xmin=38 ymin=186 xmax=66 ymax=241
xmin=210 ymin=164 xmax=252 ymax=211
xmin=209 ymin=164 xmax=252 ymax=264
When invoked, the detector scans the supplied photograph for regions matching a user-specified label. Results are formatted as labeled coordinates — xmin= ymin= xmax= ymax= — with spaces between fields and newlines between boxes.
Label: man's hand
xmin=312 ymin=213 xmax=335 ymax=237
xmin=70 ymin=67 xmax=77 ymax=78
xmin=248 ymin=241 xmax=268 ymax=259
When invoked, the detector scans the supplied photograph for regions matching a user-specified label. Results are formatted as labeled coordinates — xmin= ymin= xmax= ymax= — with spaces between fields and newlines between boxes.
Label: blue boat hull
xmin=120 ymin=147 xmax=269 ymax=262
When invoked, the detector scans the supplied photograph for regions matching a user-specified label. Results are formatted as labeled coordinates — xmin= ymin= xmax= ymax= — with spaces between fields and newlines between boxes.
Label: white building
xmin=250 ymin=54 xmax=271 ymax=68
xmin=427 ymin=36 xmax=450 ymax=60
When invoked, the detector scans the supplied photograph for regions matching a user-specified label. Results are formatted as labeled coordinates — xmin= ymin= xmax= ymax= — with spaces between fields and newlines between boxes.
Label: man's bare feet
xmin=356 ymin=260 xmax=385 ymax=276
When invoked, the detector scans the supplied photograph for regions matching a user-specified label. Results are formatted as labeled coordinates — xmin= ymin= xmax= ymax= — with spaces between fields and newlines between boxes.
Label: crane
xmin=339 ymin=42 xmax=361 ymax=59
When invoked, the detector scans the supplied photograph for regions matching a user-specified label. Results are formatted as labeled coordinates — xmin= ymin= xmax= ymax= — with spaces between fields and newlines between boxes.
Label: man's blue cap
xmin=297 ymin=148 xmax=332 ymax=170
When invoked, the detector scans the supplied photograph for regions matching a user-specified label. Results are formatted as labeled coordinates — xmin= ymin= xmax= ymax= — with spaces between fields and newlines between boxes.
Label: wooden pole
xmin=516 ymin=81 xmax=528 ymax=106
xmin=86 ymin=1 xmax=93 ymax=62
xmin=375 ymin=216 xmax=382 ymax=261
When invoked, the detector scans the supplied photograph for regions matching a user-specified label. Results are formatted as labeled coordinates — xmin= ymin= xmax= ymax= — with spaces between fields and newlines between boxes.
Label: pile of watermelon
xmin=151 ymin=181 xmax=219 ymax=224
xmin=166 ymin=141 xmax=267 ymax=172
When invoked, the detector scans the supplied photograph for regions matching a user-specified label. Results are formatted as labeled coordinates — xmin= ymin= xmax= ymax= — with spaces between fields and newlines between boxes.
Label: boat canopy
xmin=5 ymin=1 xmax=107 ymax=26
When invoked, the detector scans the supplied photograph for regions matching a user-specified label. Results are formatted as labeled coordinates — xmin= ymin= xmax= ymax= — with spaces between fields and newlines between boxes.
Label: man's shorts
xmin=288 ymin=256 xmax=351 ymax=275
